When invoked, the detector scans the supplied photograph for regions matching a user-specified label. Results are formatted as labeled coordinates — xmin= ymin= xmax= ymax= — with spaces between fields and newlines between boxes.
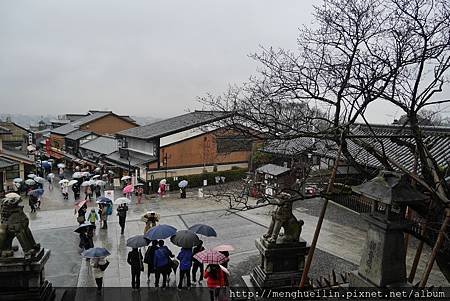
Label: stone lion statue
xmin=263 ymin=193 xmax=304 ymax=244
xmin=0 ymin=195 xmax=40 ymax=257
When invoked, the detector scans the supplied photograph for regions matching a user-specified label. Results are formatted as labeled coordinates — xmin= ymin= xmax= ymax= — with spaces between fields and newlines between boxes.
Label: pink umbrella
xmin=213 ymin=244 xmax=235 ymax=252
xmin=193 ymin=249 xmax=229 ymax=265
xmin=123 ymin=184 xmax=134 ymax=194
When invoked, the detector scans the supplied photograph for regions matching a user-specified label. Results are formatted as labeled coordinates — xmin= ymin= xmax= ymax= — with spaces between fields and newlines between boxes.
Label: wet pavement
xmin=23 ymin=180 xmax=448 ymax=292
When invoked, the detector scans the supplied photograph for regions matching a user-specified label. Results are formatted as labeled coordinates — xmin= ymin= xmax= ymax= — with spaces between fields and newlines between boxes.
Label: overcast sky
xmin=0 ymin=0 xmax=448 ymax=123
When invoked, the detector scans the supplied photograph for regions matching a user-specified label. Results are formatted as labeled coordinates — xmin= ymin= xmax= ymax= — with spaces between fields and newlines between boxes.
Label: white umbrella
xmin=25 ymin=179 xmax=36 ymax=186
xmin=159 ymin=179 xmax=167 ymax=185
xmin=27 ymin=145 xmax=36 ymax=152
xmin=47 ymin=173 xmax=55 ymax=179
xmin=57 ymin=163 xmax=65 ymax=168
xmin=81 ymin=181 xmax=90 ymax=187
xmin=13 ymin=178 xmax=23 ymax=183
xmin=27 ymin=174 xmax=36 ymax=179
xmin=92 ymin=175 xmax=100 ymax=179
xmin=72 ymin=172 xmax=83 ymax=179
xmin=114 ymin=197 xmax=131 ymax=205
xmin=178 ymin=180 xmax=188 ymax=188
xmin=95 ymin=167 xmax=101 ymax=172
xmin=34 ymin=176 xmax=46 ymax=184
xmin=5 ymin=192 xmax=21 ymax=199
xmin=68 ymin=179 xmax=78 ymax=186
xmin=82 ymin=172 xmax=91 ymax=177
xmin=121 ymin=175 xmax=131 ymax=181
xmin=58 ymin=179 xmax=69 ymax=184
xmin=95 ymin=180 xmax=106 ymax=186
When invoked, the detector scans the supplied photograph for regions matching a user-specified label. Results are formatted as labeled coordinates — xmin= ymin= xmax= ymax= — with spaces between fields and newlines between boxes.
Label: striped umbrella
xmin=193 ymin=249 xmax=229 ymax=265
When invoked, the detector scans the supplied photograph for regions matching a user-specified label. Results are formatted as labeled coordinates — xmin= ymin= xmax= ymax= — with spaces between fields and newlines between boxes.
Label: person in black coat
xmin=192 ymin=240 xmax=205 ymax=283
xmin=116 ymin=204 xmax=128 ymax=235
xmin=144 ymin=240 xmax=158 ymax=283
xmin=127 ymin=248 xmax=144 ymax=289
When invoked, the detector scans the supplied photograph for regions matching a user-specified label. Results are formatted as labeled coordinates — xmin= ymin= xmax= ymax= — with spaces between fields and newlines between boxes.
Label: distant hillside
xmin=0 ymin=113 xmax=162 ymax=129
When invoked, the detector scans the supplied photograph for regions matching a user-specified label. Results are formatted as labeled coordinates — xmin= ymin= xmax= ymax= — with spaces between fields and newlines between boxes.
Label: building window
xmin=216 ymin=137 xmax=252 ymax=153
xmin=5 ymin=164 xmax=19 ymax=180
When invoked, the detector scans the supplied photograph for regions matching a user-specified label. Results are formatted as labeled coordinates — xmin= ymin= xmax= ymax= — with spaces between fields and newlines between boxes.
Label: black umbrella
xmin=74 ymin=223 xmax=95 ymax=233
xmin=126 ymin=235 xmax=150 ymax=248
xmin=170 ymin=230 xmax=200 ymax=248
xmin=188 ymin=224 xmax=217 ymax=237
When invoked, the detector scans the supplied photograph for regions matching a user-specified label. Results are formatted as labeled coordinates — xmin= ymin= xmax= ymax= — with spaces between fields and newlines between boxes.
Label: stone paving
xmin=22 ymin=180 xmax=448 ymax=291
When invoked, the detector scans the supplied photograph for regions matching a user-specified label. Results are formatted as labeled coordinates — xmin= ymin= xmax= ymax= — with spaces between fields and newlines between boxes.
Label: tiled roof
xmin=0 ymin=126 xmax=11 ymax=134
xmin=256 ymin=164 xmax=290 ymax=176
xmin=65 ymin=130 xmax=93 ymax=141
xmin=118 ymin=111 xmax=231 ymax=140
xmin=80 ymin=136 xmax=118 ymax=155
xmin=103 ymin=150 xmax=156 ymax=168
xmin=51 ymin=112 xmax=110 ymax=135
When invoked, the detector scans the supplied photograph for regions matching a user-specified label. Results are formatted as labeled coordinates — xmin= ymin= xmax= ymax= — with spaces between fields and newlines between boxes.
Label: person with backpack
xmin=144 ymin=240 xmax=158 ymax=283
xmin=153 ymin=240 xmax=174 ymax=288
xmin=88 ymin=208 xmax=99 ymax=226
xmin=177 ymin=247 xmax=193 ymax=289
xmin=127 ymin=248 xmax=144 ymax=290
xmin=91 ymin=257 xmax=109 ymax=295
xmin=116 ymin=203 xmax=128 ymax=235
xmin=192 ymin=240 xmax=205 ymax=283
xmin=204 ymin=264 xmax=226 ymax=301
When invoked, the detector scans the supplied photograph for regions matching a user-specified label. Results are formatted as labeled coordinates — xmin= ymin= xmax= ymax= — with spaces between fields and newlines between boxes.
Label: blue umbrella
xmin=96 ymin=196 xmax=112 ymax=204
xmin=144 ymin=224 xmax=177 ymax=240
xmin=74 ymin=223 xmax=95 ymax=233
xmin=42 ymin=161 xmax=51 ymax=169
xmin=188 ymin=224 xmax=217 ymax=237
xmin=28 ymin=189 xmax=44 ymax=198
xmin=81 ymin=247 xmax=111 ymax=258
xmin=126 ymin=235 xmax=150 ymax=248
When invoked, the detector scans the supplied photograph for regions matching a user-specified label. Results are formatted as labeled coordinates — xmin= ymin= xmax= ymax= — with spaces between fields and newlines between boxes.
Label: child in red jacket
xmin=204 ymin=264 xmax=226 ymax=301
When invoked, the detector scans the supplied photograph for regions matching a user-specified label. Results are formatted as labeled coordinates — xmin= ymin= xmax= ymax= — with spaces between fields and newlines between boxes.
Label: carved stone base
xmin=0 ymin=248 xmax=55 ymax=301
xmin=250 ymin=238 xmax=309 ymax=288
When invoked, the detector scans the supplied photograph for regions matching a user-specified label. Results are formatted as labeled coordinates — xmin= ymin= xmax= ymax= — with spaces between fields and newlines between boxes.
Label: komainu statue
xmin=263 ymin=193 xmax=304 ymax=244
xmin=0 ymin=194 xmax=40 ymax=258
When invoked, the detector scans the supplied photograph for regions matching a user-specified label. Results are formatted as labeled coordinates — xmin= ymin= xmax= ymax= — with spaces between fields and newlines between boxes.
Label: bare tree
xmin=202 ymin=0 xmax=450 ymax=283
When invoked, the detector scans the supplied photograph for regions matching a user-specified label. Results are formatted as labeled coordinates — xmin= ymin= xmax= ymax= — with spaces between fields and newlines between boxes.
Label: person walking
xmin=62 ymin=184 xmax=69 ymax=200
xmin=72 ymin=183 xmax=80 ymax=200
xmin=85 ymin=185 xmax=92 ymax=201
xmin=192 ymin=240 xmax=205 ymax=283
xmin=29 ymin=194 xmax=37 ymax=213
xmin=100 ymin=204 xmax=108 ymax=229
xmin=127 ymin=248 xmax=144 ymax=290
xmin=144 ymin=240 xmax=158 ymax=283
xmin=204 ymin=264 xmax=226 ymax=301
xmin=47 ymin=176 xmax=53 ymax=191
xmin=136 ymin=186 xmax=144 ymax=204
xmin=143 ymin=211 xmax=159 ymax=234
xmin=91 ymin=257 xmax=108 ymax=295
xmin=88 ymin=208 xmax=99 ymax=226
xmin=153 ymin=240 xmax=174 ymax=288
xmin=95 ymin=185 xmax=101 ymax=199
xmin=177 ymin=247 xmax=193 ymax=289
xmin=77 ymin=204 xmax=87 ymax=225
xmin=79 ymin=229 xmax=93 ymax=251
xmin=116 ymin=203 xmax=128 ymax=235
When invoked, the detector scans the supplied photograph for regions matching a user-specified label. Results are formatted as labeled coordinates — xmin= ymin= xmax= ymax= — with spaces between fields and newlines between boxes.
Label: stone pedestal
xmin=250 ymin=237 xmax=309 ymax=288
xmin=349 ymin=215 xmax=408 ymax=287
xmin=0 ymin=248 xmax=55 ymax=301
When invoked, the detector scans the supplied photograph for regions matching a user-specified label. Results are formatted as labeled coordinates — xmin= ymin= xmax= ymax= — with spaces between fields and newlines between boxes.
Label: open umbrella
xmin=144 ymin=224 xmax=177 ymax=240
xmin=72 ymin=172 xmax=83 ymax=179
xmin=126 ymin=235 xmax=150 ymax=248
xmin=135 ymin=183 xmax=144 ymax=186
xmin=95 ymin=167 xmax=101 ymax=172
xmin=34 ymin=176 xmax=46 ymax=184
xmin=213 ymin=244 xmax=235 ymax=252
xmin=28 ymin=189 xmax=44 ymax=198
xmin=95 ymin=180 xmax=106 ymax=186
xmin=193 ymin=249 xmax=229 ymax=265
xmin=25 ymin=179 xmax=36 ymax=186
xmin=81 ymin=247 xmax=111 ymax=258
xmin=59 ymin=179 xmax=69 ymax=184
xmin=68 ymin=179 xmax=78 ymax=186
xmin=113 ymin=197 xmax=131 ymax=205
xmin=189 ymin=224 xmax=217 ymax=237
xmin=47 ymin=173 xmax=55 ymax=179
xmin=27 ymin=145 xmax=36 ymax=152
xmin=74 ymin=223 xmax=95 ymax=233
xmin=75 ymin=200 xmax=87 ymax=209
xmin=5 ymin=192 xmax=21 ymax=199
xmin=123 ymin=184 xmax=134 ymax=194
xmin=13 ymin=178 xmax=23 ymax=183
xmin=159 ymin=179 xmax=167 ymax=185
xmin=57 ymin=163 xmax=65 ymax=168
xmin=96 ymin=196 xmax=113 ymax=204
xmin=27 ymin=174 xmax=36 ymax=179
xmin=81 ymin=181 xmax=91 ymax=187
xmin=121 ymin=175 xmax=131 ymax=181
xmin=170 ymin=230 xmax=200 ymax=248
xmin=92 ymin=175 xmax=100 ymax=179
xmin=82 ymin=172 xmax=91 ymax=177
xmin=41 ymin=161 xmax=51 ymax=169
xmin=178 ymin=180 xmax=188 ymax=188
